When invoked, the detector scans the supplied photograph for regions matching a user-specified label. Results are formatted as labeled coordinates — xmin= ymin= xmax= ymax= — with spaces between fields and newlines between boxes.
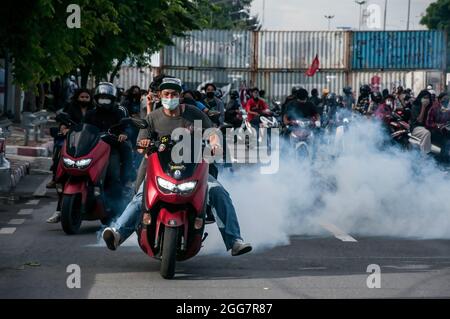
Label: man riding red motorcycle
xmin=101 ymin=78 xmax=252 ymax=279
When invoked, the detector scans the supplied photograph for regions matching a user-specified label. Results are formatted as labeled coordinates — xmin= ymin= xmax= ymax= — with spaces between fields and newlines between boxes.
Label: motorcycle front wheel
xmin=160 ymin=226 xmax=179 ymax=279
xmin=61 ymin=194 xmax=82 ymax=235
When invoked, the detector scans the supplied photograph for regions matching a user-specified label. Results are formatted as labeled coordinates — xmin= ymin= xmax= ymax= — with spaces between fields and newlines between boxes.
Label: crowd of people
xmin=44 ymin=73 xmax=450 ymax=256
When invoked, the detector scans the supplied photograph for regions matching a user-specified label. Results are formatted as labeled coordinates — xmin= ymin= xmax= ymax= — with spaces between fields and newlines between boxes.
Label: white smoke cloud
xmin=205 ymin=118 xmax=450 ymax=254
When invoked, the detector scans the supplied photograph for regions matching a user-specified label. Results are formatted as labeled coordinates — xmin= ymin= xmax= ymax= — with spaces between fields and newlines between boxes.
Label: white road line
xmin=319 ymin=222 xmax=358 ymax=242
xmin=0 ymin=227 xmax=17 ymax=234
xmin=26 ymin=199 xmax=40 ymax=205
xmin=18 ymin=209 xmax=33 ymax=215
xmin=33 ymin=176 xmax=51 ymax=197
xmin=8 ymin=219 xmax=25 ymax=225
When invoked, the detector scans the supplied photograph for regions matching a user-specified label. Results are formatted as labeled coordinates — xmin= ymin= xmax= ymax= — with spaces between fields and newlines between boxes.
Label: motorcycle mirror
xmin=119 ymin=118 xmax=148 ymax=129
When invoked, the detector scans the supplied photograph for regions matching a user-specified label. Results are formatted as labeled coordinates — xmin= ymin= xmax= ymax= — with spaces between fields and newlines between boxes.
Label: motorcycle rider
xmin=102 ymin=78 xmax=252 ymax=256
xmin=225 ymin=90 xmax=243 ymax=127
xmin=204 ymin=83 xmax=225 ymax=126
xmin=426 ymin=92 xmax=450 ymax=160
xmin=342 ymin=86 xmax=355 ymax=112
xmin=356 ymin=85 xmax=372 ymax=114
xmin=368 ymin=91 xmax=383 ymax=115
xmin=245 ymin=87 xmax=270 ymax=129
xmin=309 ymin=89 xmax=321 ymax=108
xmin=85 ymin=83 xmax=134 ymax=195
xmin=282 ymin=86 xmax=302 ymax=116
xmin=410 ymin=90 xmax=433 ymax=155
xmin=283 ymin=88 xmax=319 ymax=126
xmin=182 ymin=90 xmax=208 ymax=113
xmin=46 ymin=88 xmax=94 ymax=223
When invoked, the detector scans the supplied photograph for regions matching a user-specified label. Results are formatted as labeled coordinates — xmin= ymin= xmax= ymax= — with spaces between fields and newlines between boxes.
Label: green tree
xmin=81 ymin=0 xmax=212 ymax=87
xmin=420 ymin=0 xmax=450 ymax=71
xmin=200 ymin=0 xmax=260 ymax=30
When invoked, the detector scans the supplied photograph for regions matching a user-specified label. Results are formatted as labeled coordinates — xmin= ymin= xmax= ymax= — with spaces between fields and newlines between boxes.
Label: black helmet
xmin=343 ymin=86 xmax=352 ymax=95
xmin=291 ymin=86 xmax=302 ymax=96
xmin=295 ymin=88 xmax=309 ymax=100
xmin=371 ymin=91 xmax=383 ymax=104
xmin=360 ymin=84 xmax=371 ymax=96
xmin=230 ymin=90 xmax=239 ymax=99
xmin=94 ymin=82 xmax=117 ymax=111
xmin=311 ymin=88 xmax=319 ymax=97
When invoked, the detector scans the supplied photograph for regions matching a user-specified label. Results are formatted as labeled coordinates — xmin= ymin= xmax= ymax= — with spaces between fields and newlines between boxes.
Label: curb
xmin=6 ymin=141 xmax=53 ymax=157
xmin=0 ymin=160 xmax=30 ymax=193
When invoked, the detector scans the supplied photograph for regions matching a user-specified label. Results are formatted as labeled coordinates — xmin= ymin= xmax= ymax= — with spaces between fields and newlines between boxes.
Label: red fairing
xmin=64 ymin=180 xmax=88 ymax=205
xmin=144 ymin=153 xmax=209 ymax=214
xmin=56 ymin=140 xmax=110 ymax=183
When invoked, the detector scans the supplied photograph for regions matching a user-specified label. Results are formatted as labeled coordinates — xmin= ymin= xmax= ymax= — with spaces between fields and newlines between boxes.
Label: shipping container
xmin=351 ymin=31 xmax=447 ymax=70
xmin=255 ymin=71 xmax=346 ymax=102
xmin=162 ymin=30 xmax=252 ymax=69
xmin=162 ymin=67 xmax=251 ymax=92
xmin=257 ymin=31 xmax=349 ymax=70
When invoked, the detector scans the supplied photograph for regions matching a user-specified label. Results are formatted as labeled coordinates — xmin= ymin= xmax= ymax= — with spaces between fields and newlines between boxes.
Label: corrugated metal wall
xmin=111 ymin=66 xmax=157 ymax=90
xmin=257 ymin=31 xmax=349 ymax=70
xmin=159 ymin=29 xmax=447 ymax=100
xmin=256 ymin=71 xmax=346 ymax=101
xmin=163 ymin=68 xmax=250 ymax=91
xmin=351 ymin=31 xmax=447 ymax=70
xmin=162 ymin=30 xmax=252 ymax=69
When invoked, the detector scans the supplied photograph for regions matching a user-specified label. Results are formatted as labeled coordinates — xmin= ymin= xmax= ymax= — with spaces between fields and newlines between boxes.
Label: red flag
xmin=305 ymin=54 xmax=320 ymax=77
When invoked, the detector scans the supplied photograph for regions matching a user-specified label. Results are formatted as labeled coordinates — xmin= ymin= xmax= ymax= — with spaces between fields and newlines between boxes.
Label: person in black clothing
xmin=46 ymin=89 xmax=95 ymax=223
xmin=283 ymin=88 xmax=319 ymax=125
xmin=85 ymin=83 xmax=133 ymax=197
xmin=309 ymin=88 xmax=321 ymax=108
xmin=225 ymin=91 xmax=243 ymax=127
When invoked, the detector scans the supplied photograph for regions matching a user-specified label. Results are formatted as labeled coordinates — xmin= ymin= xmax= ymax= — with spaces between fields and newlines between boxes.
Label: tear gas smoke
xmin=203 ymin=118 xmax=450 ymax=254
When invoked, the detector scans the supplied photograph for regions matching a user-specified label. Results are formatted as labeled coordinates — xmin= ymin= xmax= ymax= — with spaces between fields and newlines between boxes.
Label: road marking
xmin=33 ymin=175 xmax=52 ymax=197
xmin=26 ymin=199 xmax=40 ymax=205
xmin=319 ymin=222 xmax=358 ymax=242
xmin=8 ymin=219 xmax=25 ymax=225
xmin=18 ymin=209 xmax=33 ymax=215
xmin=0 ymin=227 xmax=16 ymax=234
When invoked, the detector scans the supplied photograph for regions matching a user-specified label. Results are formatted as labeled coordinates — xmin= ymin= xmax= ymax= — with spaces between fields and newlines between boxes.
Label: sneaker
xmin=231 ymin=239 xmax=252 ymax=256
xmin=46 ymin=180 xmax=56 ymax=189
xmin=46 ymin=211 xmax=61 ymax=223
xmin=102 ymin=227 xmax=121 ymax=251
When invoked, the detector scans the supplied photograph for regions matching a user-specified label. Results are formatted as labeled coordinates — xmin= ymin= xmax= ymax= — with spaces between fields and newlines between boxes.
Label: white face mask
xmin=161 ymin=98 xmax=180 ymax=111
xmin=98 ymin=98 xmax=111 ymax=105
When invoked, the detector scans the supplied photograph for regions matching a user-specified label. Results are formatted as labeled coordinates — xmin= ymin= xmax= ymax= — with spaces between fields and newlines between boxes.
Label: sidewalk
xmin=1 ymin=123 xmax=55 ymax=194
xmin=5 ymin=124 xmax=54 ymax=157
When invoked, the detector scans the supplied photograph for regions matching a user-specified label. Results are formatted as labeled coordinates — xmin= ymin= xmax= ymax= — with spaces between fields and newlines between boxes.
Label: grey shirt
xmin=135 ymin=104 xmax=213 ymax=192
xmin=137 ymin=104 xmax=213 ymax=142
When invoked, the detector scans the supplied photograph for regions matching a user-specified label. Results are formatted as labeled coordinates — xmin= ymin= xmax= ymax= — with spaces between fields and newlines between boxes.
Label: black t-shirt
xmin=284 ymin=100 xmax=319 ymax=120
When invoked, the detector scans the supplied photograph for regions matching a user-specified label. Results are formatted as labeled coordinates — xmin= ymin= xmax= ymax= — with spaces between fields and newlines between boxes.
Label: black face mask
xmin=78 ymin=100 xmax=91 ymax=108
xmin=206 ymin=92 xmax=215 ymax=99
xmin=183 ymin=98 xmax=196 ymax=105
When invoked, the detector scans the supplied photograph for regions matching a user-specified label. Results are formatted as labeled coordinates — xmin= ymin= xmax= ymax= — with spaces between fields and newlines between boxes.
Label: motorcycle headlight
xmin=76 ymin=158 xmax=92 ymax=169
xmin=177 ymin=181 xmax=197 ymax=193
xmin=157 ymin=177 xmax=197 ymax=194
xmin=63 ymin=157 xmax=75 ymax=167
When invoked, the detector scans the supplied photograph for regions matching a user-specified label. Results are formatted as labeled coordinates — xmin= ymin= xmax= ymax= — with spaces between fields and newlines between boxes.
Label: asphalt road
xmin=1 ymin=173 xmax=450 ymax=299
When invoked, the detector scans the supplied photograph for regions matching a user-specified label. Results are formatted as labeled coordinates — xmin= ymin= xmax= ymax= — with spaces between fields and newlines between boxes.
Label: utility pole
xmin=324 ymin=15 xmax=335 ymax=31
xmin=355 ymin=1 xmax=366 ymax=31
xmin=262 ymin=0 xmax=266 ymax=30
xmin=383 ymin=0 xmax=388 ymax=31
xmin=406 ymin=0 xmax=411 ymax=30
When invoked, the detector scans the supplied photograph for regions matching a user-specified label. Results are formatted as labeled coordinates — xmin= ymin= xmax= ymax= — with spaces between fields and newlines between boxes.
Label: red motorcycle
xmin=135 ymin=124 xmax=212 ymax=279
xmin=54 ymin=113 xmax=127 ymax=234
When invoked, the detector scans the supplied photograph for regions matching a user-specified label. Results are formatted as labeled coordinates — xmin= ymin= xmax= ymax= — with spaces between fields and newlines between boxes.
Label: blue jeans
xmin=112 ymin=175 xmax=243 ymax=250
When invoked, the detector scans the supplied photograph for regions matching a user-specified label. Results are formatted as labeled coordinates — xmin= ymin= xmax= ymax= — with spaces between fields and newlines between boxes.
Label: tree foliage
xmin=0 ymin=0 xmax=213 ymax=88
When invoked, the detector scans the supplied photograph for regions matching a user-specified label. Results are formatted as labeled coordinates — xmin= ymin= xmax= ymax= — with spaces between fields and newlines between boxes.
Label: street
xmin=1 ymin=173 xmax=449 ymax=299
